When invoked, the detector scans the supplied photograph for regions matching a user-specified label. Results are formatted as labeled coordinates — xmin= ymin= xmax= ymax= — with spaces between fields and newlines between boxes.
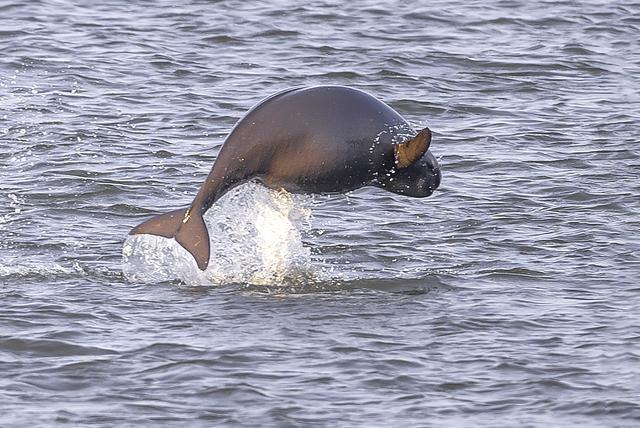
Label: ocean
xmin=1 ymin=0 xmax=639 ymax=426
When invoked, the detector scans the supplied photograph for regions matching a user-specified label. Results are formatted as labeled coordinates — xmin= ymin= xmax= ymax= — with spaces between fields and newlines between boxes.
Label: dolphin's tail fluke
xmin=129 ymin=207 xmax=211 ymax=270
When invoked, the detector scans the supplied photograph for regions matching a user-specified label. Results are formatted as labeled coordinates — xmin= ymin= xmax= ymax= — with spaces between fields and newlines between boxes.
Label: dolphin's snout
xmin=377 ymin=150 xmax=441 ymax=198
xmin=431 ymin=165 xmax=441 ymax=190
xmin=425 ymin=152 xmax=441 ymax=192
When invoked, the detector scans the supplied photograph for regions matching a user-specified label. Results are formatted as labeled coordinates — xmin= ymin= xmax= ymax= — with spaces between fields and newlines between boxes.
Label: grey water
xmin=1 ymin=0 xmax=640 ymax=426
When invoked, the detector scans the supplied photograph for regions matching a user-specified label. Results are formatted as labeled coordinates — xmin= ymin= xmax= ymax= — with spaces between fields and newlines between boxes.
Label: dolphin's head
xmin=376 ymin=150 xmax=441 ymax=197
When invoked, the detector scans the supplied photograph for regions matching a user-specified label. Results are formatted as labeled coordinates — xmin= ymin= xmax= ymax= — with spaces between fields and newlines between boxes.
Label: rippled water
xmin=2 ymin=0 xmax=640 ymax=425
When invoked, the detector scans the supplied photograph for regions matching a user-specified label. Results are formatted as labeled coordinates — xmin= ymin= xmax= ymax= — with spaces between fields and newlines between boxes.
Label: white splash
xmin=0 ymin=258 xmax=85 ymax=279
xmin=122 ymin=183 xmax=316 ymax=286
xmin=1 ymin=193 xmax=23 ymax=224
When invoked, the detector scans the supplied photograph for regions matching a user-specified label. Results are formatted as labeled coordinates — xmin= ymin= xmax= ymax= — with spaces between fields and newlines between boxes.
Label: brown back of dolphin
xmin=129 ymin=127 xmax=431 ymax=271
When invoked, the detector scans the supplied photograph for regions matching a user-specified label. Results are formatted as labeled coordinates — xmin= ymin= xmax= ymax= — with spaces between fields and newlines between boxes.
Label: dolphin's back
xmin=215 ymin=86 xmax=413 ymax=193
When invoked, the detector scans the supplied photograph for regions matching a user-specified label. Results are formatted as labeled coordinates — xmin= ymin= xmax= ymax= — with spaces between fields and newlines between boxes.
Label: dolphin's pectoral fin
xmin=175 ymin=208 xmax=210 ymax=270
xmin=394 ymin=127 xmax=432 ymax=168
xmin=129 ymin=207 xmax=211 ymax=271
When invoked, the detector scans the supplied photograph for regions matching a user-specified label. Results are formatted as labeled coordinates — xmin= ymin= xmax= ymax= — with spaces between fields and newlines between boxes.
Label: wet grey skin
xmin=130 ymin=86 xmax=441 ymax=270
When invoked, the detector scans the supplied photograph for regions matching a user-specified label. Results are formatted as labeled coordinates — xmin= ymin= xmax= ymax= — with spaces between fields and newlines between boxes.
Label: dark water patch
xmin=0 ymin=337 xmax=117 ymax=358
